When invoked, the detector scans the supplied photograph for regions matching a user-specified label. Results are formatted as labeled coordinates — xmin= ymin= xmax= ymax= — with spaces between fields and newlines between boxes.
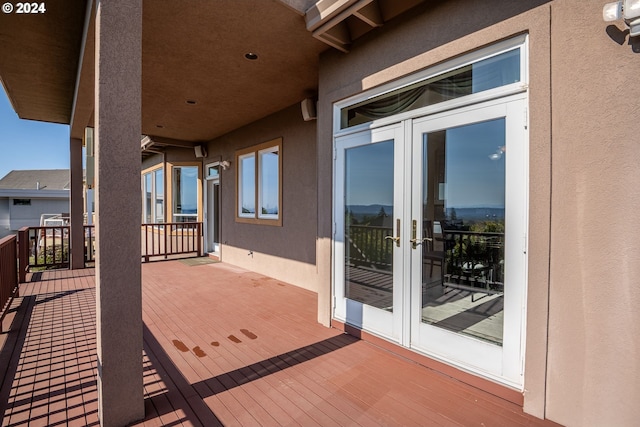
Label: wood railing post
xmin=0 ymin=235 xmax=19 ymax=332
xmin=18 ymin=227 xmax=28 ymax=283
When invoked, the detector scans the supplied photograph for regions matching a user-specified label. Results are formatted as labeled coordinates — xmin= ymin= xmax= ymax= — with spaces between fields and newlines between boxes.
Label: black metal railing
xmin=443 ymin=230 xmax=505 ymax=295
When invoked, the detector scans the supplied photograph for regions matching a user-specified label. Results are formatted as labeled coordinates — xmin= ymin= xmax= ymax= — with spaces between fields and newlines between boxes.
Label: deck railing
xmin=0 ymin=235 xmax=19 ymax=331
xmin=20 ymin=225 xmax=71 ymax=270
xmin=141 ymin=222 xmax=203 ymax=262
xmin=16 ymin=222 xmax=202 ymax=275
xmin=84 ymin=225 xmax=95 ymax=264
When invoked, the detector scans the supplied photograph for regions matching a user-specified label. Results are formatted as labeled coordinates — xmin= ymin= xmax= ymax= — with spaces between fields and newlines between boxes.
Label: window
xmin=13 ymin=199 xmax=31 ymax=206
xmin=340 ymin=45 xmax=522 ymax=129
xmin=141 ymin=167 xmax=164 ymax=223
xmin=172 ymin=165 xmax=199 ymax=223
xmin=236 ymin=138 xmax=282 ymax=225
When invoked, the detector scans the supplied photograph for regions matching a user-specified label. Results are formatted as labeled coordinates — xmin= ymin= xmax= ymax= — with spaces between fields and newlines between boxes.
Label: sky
xmin=344 ymin=118 xmax=505 ymax=210
xmin=0 ymin=85 xmax=70 ymax=180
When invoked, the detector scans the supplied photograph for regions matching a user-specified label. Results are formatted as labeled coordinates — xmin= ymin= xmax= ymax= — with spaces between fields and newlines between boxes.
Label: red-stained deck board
xmin=0 ymin=261 xmax=562 ymax=426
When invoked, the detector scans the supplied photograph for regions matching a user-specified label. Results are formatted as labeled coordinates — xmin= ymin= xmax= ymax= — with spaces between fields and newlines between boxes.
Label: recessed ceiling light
xmin=245 ymin=52 xmax=259 ymax=60
xmin=186 ymin=100 xmax=197 ymax=105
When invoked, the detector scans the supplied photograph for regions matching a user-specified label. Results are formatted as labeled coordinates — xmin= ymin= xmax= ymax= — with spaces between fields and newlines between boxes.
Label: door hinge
xmin=333 ymin=147 xmax=337 ymax=160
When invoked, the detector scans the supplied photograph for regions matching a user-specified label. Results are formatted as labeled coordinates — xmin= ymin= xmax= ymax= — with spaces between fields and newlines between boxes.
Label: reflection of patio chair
xmin=423 ymin=220 xmax=445 ymax=284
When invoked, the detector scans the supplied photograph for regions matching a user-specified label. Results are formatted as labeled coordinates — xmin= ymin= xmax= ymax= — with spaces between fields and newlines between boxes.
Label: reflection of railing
xmin=443 ymin=229 xmax=504 ymax=297
xmin=0 ymin=235 xmax=19 ymax=331
xmin=142 ymin=222 xmax=203 ymax=262
xmin=346 ymin=225 xmax=393 ymax=269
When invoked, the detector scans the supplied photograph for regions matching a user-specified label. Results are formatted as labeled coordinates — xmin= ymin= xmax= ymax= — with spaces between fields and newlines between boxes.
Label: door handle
xmin=385 ymin=219 xmax=401 ymax=247
xmin=385 ymin=235 xmax=400 ymax=244
xmin=410 ymin=219 xmax=432 ymax=249
xmin=410 ymin=237 xmax=432 ymax=247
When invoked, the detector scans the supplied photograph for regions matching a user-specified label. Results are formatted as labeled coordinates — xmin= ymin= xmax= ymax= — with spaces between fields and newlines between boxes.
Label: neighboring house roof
xmin=0 ymin=169 xmax=70 ymax=191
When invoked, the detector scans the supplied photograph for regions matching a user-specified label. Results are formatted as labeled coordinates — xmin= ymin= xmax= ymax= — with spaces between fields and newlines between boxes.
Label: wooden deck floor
xmin=0 ymin=261 xmax=560 ymax=426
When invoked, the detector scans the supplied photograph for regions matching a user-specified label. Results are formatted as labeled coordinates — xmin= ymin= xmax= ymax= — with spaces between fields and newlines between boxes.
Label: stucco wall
xmin=546 ymin=1 xmax=640 ymax=426
xmin=316 ymin=0 xmax=639 ymax=424
xmin=205 ymin=103 xmax=319 ymax=292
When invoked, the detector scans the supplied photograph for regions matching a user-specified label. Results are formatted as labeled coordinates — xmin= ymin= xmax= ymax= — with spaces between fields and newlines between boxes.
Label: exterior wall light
xmin=604 ymin=0 xmax=640 ymax=37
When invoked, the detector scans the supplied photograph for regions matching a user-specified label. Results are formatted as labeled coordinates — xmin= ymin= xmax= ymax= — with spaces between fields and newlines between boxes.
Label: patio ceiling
xmin=0 ymin=0 xmax=426 ymax=144
xmin=135 ymin=0 xmax=328 ymax=142
xmin=0 ymin=0 xmax=328 ymax=142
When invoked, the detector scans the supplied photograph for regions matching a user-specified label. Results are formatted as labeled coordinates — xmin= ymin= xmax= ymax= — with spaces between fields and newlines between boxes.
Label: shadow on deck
xmin=0 ymin=262 xmax=560 ymax=426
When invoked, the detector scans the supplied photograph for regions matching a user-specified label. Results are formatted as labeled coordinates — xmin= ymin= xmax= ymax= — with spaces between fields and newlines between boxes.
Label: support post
xmin=94 ymin=0 xmax=144 ymax=425
xmin=70 ymin=137 xmax=85 ymax=269
xmin=17 ymin=227 xmax=28 ymax=283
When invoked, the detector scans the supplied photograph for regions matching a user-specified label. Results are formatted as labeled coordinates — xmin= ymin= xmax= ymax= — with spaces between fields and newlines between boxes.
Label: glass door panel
xmin=334 ymin=125 xmax=404 ymax=342
xmin=410 ymin=98 xmax=527 ymax=386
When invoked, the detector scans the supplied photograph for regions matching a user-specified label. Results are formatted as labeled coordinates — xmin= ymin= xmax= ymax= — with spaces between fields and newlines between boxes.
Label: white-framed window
xmin=334 ymin=35 xmax=528 ymax=134
xmin=141 ymin=167 xmax=164 ymax=223
xmin=236 ymin=138 xmax=282 ymax=226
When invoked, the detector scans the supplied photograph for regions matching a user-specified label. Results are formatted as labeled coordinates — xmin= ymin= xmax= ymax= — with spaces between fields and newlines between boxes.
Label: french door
xmin=334 ymin=95 xmax=527 ymax=386
xmin=334 ymin=124 xmax=405 ymax=341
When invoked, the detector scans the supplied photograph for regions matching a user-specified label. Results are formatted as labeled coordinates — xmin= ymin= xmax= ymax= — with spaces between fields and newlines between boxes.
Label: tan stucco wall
xmin=317 ymin=0 xmax=639 ymax=424
xmin=206 ymin=103 xmax=320 ymax=292
xmin=545 ymin=1 xmax=640 ymax=426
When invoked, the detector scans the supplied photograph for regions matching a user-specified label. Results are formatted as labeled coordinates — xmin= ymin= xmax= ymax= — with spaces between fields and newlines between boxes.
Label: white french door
xmin=334 ymin=95 xmax=528 ymax=387
xmin=334 ymin=124 xmax=405 ymax=342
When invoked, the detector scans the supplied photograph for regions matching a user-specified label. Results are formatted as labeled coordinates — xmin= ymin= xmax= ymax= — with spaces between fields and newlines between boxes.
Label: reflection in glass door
xmin=345 ymin=140 xmax=395 ymax=311
xmin=420 ymin=118 xmax=506 ymax=345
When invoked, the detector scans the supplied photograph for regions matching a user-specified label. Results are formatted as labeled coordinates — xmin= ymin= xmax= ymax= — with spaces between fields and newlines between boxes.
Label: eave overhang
xmin=305 ymin=0 xmax=425 ymax=52
xmin=0 ymin=1 xmax=87 ymax=124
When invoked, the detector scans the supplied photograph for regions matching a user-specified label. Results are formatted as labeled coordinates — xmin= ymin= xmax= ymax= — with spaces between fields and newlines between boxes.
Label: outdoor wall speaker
xmin=301 ymin=98 xmax=317 ymax=121
xmin=194 ymin=145 xmax=207 ymax=158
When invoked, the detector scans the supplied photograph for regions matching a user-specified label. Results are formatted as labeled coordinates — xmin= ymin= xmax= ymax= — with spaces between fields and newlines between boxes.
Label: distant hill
xmin=346 ymin=205 xmax=504 ymax=223
xmin=347 ymin=204 xmax=393 ymax=216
